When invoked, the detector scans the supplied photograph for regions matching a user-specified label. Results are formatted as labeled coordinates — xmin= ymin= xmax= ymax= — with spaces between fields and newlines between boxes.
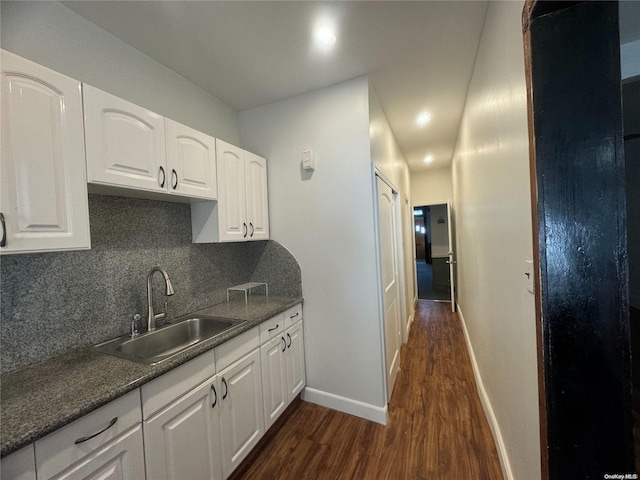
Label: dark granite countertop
xmin=0 ymin=295 xmax=302 ymax=458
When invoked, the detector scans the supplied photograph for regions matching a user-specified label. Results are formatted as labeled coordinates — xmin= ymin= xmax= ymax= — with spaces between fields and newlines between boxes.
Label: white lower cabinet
xmin=0 ymin=445 xmax=36 ymax=480
xmin=260 ymin=305 xmax=306 ymax=430
xmin=48 ymin=426 xmax=145 ymax=480
xmin=218 ymin=348 xmax=265 ymax=479
xmin=260 ymin=334 xmax=288 ymax=430
xmin=144 ymin=376 xmax=222 ymax=480
xmin=35 ymin=390 xmax=142 ymax=480
xmin=9 ymin=304 xmax=304 ymax=480
xmin=285 ymin=320 xmax=306 ymax=401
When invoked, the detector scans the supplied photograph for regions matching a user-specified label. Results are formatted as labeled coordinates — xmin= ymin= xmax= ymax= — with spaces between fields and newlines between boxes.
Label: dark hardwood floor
xmin=237 ymin=300 xmax=504 ymax=480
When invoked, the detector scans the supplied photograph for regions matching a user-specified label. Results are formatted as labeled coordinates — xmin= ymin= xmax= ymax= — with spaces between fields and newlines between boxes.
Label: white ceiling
xmin=61 ymin=1 xmax=640 ymax=171
xmin=64 ymin=0 xmax=490 ymax=172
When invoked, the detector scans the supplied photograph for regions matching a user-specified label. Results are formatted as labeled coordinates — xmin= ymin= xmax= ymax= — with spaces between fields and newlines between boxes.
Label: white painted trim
xmin=371 ymin=165 xmax=390 ymax=406
xmin=301 ymin=387 xmax=388 ymax=425
xmin=457 ymin=304 xmax=514 ymax=480
xmin=412 ymin=199 xmax=452 ymax=209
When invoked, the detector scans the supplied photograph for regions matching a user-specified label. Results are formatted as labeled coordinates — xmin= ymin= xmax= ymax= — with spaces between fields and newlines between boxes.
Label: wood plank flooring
xmin=237 ymin=300 xmax=504 ymax=480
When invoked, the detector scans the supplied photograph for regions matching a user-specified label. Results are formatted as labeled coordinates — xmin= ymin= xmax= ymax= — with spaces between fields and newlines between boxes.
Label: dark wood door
xmin=523 ymin=1 xmax=634 ymax=478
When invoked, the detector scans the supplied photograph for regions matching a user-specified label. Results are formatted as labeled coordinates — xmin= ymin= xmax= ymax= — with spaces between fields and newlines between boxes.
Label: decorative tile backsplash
xmin=0 ymin=194 xmax=301 ymax=373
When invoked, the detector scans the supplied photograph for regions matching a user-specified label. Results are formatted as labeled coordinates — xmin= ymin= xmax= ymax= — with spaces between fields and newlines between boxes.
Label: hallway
xmin=237 ymin=301 xmax=503 ymax=479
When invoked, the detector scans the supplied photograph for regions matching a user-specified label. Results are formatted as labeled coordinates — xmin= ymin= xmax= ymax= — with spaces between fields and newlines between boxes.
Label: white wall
xmin=239 ymin=77 xmax=388 ymax=422
xmin=411 ymin=167 xmax=453 ymax=206
xmin=0 ymin=1 xmax=238 ymax=143
xmin=451 ymin=2 xmax=540 ymax=480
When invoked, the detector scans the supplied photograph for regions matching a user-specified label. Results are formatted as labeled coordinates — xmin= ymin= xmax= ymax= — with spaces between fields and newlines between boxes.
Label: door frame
xmin=412 ymin=201 xmax=455 ymax=310
xmin=372 ymin=167 xmax=407 ymax=404
xmin=523 ymin=1 xmax=634 ymax=477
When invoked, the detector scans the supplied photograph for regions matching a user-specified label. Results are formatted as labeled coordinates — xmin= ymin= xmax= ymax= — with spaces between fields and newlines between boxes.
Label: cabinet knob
xmin=158 ymin=166 xmax=166 ymax=188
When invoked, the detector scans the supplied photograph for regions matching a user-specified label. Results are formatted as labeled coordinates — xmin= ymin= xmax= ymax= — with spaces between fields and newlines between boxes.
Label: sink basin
xmin=95 ymin=315 xmax=246 ymax=364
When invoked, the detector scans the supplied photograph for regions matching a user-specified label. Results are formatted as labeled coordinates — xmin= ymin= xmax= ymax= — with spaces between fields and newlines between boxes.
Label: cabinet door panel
xmin=166 ymin=119 xmax=217 ymax=200
xmin=144 ymin=377 xmax=222 ymax=480
xmin=244 ymin=152 xmax=269 ymax=241
xmin=50 ymin=426 xmax=145 ymax=480
xmin=84 ymin=85 xmax=166 ymax=192
xmin=286 ymin=322 xmax=306 ymax=401
xmin=219 ymin=349 xmax=264 ymax=477
xmin=0 ymin=50 xmax=90 ymax=254
xmin=260 ymin=335 xmax=287 ymax=430
xmin=215 ymin=139 xmax=246 ymax=242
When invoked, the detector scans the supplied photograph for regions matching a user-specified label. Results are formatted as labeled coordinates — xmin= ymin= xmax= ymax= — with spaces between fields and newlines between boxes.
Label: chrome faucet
xmin=146 ymin=267 xmax=175 ymax=331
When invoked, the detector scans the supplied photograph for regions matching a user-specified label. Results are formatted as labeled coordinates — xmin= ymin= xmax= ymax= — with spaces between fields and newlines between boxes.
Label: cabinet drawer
xmin=35 ymin=390 xmax=141 ymax=480
xmin=258 ymin=314 xmax=284 ymax=344
xmin=141 ymin=349 xmax=215 ymax=420
xmin=284 ymin=304 xmax=303 ymax=329
xmin=215 ymin=326 xmax=259 ymax=372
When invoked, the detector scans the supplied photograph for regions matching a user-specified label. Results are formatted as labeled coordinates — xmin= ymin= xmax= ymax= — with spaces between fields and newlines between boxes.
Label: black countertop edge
xmin=0 ymin=296 xmax=303 ymax=458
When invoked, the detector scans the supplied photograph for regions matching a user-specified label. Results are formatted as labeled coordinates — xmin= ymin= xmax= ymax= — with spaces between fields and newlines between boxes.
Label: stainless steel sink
xmin=95 ymin=315 xmax=246 ymax=364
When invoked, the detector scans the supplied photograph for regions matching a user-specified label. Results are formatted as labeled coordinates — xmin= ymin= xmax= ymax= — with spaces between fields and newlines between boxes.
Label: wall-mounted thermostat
xmin=302 ymin=149 xmax=316 ymax=171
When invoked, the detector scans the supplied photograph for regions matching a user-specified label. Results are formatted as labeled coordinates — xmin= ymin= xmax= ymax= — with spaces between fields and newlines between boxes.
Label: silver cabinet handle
xmin=74 ymin=417 xmax=118 ymax=444
xmin=0 ymin=213 xmax=6 ymax=247
xmin=171 ymin=169 xmax=178 ymax=190
xmin=158 ymin=166 xmax=166 ymax=188
xmin=211 ymin=384 xmax=217 ymax=408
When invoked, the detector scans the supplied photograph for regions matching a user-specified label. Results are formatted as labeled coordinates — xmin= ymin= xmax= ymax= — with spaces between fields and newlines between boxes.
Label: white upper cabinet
xmin=191 ymin=139 xmax=269 ymax=243
xmin=0 ymin=50 xmax=90 ymax=255
xmin=216 ymin=140 xmax=247 ymax=241
xmin=245 ymin=151 xmax=269 ymax=240
xmin=83 ymin=85 xmax=167 ymax=193
xmin=165 ymin=119 xmax=217 ymax=200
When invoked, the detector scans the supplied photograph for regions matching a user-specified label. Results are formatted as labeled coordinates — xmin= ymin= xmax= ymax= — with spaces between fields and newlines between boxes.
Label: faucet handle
xmin=131 ymin=314 xmax=142 ymax=337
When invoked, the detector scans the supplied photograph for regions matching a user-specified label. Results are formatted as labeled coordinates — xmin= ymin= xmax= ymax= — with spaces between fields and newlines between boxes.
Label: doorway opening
xmin=414 ymin=204 xmax=450 ymax=302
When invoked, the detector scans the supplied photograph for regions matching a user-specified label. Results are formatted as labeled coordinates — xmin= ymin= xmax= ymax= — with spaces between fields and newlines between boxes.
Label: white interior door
xmin=377 ymin=177 xmax=401 ymax=402
xmin=447 ymin=201 xmax=456 ymax=312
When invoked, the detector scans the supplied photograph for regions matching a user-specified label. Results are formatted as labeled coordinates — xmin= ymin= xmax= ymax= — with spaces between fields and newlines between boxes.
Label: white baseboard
xmin=301 ymin=387 xmax=388 ymax=425
xmin=457 ymin=304 xmax=514 ymax=480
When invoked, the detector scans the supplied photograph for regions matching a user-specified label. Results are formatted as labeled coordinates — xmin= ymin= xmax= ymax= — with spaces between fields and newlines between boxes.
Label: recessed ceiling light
xmin=423 ymin=155 xmax=434 ymax=164
xmin=315 ymin=26 xmax=337 ymax=49
xmin=416 ymin=112 xmax=431 ymax=127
